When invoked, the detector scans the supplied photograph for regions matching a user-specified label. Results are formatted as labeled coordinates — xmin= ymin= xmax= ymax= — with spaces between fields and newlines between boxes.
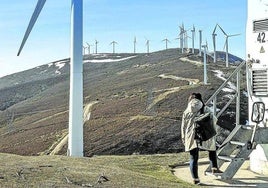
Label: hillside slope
xmin=0 ymin=49 xmax=247 ymax=156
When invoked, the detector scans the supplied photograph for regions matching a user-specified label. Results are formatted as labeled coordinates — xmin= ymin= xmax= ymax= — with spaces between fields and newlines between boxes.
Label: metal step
xmin=230 ymin=141 xmax=245 ymax=146
xmin=218 ymin=155 xmax=233 ymax=162
xmin=241 ymin=125 xmax=255 ymax=130
xmin=218 ymin=155 xmax=245 ymax=162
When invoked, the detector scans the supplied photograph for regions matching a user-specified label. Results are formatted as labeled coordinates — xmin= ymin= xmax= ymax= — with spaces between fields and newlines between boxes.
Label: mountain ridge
xmin=0 ymin=48 xmax=247 ymax=156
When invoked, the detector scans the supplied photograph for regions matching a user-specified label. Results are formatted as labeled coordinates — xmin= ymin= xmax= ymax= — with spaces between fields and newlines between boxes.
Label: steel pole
xmin=68 ymin=0 xmax=84 ymax=157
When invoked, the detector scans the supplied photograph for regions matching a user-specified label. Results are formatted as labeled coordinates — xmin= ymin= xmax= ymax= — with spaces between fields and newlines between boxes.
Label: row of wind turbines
xmin=83 ymin=23 xmax=240 ymax=68
xmin=16 ymin=0 xmax=240 ymax=157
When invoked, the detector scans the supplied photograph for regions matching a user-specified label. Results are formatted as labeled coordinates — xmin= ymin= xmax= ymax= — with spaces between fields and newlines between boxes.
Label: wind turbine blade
xmin=217 ymin=24 xmax=227 ymax=36
xmin=17 ymin=0 xmax=47 ymax=56
xmin=212 ymin=24 xmax=218 ymax=34
xmin=223 ymin=40 xmax=227 ymax=50
xmin=229 ymin=33 xmax=241 ymax=37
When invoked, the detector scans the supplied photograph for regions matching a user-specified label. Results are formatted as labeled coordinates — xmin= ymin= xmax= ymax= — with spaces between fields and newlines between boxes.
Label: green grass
xmin=0 ymin=152 xmax=207 ymax=187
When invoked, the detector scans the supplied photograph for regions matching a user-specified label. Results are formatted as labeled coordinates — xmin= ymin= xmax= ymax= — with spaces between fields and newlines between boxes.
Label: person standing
xmin=181 ymin=93 xmax=222 ymax=185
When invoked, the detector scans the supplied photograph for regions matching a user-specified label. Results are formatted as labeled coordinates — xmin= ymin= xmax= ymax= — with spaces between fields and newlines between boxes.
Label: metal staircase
xmin=203 ymin=61 xmax=268 ymax=179
xmin=205 ymin=124 xmax=268 ymax=179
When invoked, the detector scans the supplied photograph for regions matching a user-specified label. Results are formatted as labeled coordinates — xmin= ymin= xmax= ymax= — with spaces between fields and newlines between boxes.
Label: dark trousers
xmin=189 ymin=148 xmax=218 ymax=179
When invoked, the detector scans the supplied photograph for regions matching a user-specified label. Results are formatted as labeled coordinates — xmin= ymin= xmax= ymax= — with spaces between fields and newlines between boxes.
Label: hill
xmin=0 ymin=48 xmax=247 ymax=156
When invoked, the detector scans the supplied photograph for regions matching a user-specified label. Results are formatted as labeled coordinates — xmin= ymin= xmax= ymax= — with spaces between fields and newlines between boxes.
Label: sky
xmin=0 ymin=0 xmax=247 ymax=78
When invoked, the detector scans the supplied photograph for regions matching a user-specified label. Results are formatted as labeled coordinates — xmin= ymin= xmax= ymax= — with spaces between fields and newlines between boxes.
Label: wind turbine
xmin=110 ymin=41 xmax=118 ymax=54
xmin=95 ymin=40 xmax=99 ymax=54
xmin=179 ymin=24 xmax=185 ymax=53
xmin=217 ymin=25 xmax=240 ymax=67
xmin=134 ymin=36 xmax=137 ymax=54
xmin=86 ymin=42 xmax=93 ymax=54
xmin=191 ymin=25 xmax=195 ymax=54
xmin=83 ymin=46 xmax=87 ymax=55
xmin=17 ymin=0 xmax=84 ymax=157
xmin=162 ymin=38 xmax=170 ymax=50
xmin=145 ymin=39 xmax=150 ymax=55
xmin=212 ymin=24 xmax=218 ymax=63
xmin=199 ymin=30 xmax=202 ymax=56
xmin=202 ymin=41 xmax=209 ymax=84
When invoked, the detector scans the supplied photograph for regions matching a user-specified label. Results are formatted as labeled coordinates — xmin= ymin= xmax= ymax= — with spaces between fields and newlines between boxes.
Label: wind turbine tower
xmin=134 ymin=37 xmax=137 ymax=54
xmin=110 ymin=41 xmax=118 ymax=54
xmin=184 ymin=30 xmax=188 ymax=49
xmin=17 ymin=0 xmax=84 ymax=157
xmin=202 ymin=41 xmax=208 ymax=84
xmin=95 ymin=40 xmax=98 ymax=54
xmin=179 ymin=25 xmax=184 ymax=53
xmin=162 ymin=38 xmax=170 ymax=50
xmin=191 ymin=25 xmax=195 ymax=54
xmin=146 ymin=39 xmax=150 ymax=55
xmin=199 ymin=30 xmax=202 ymax=56
xmin=83 ymin=46 xmax=87 ymax=55
xmin=86 ymin=42 xmax=92 ymax=55
xmin=212 ymin=24 xmax=218 ymax=63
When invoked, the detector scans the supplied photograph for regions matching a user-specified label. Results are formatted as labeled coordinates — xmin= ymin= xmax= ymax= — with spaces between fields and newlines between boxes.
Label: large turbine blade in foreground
xmin=17 ymin=0 xmax=46 ymax=56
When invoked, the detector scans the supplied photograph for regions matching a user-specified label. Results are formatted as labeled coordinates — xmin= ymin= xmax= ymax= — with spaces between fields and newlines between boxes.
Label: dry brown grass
xmin=0 ymin=152 xmax=205 ymax=188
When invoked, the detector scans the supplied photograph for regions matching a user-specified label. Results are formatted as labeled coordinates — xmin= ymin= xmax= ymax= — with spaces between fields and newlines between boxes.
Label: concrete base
xmin=174 ymin=158 xmax=268 ymax=187
xmin=250 ymin=144 xmax=268 ymax=175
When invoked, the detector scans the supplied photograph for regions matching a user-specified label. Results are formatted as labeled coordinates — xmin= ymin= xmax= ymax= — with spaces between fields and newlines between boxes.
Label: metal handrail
xmin=205 ymin=61 xmax=246 ymax=105
xmin=205 ymin=61 xmax=246 ymax=125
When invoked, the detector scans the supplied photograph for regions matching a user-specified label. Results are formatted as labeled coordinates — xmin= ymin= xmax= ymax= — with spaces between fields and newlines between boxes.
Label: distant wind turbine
xmin=17 ymin=0 xmax=84 ymax=157
xmin=134 ymin=37 xmax=137 ymax=54
xmin=110 ymin=41 xmax=118 ymax=54
xmin=212 ymin=24 xmax=218 ymax=63
xmin=191 ymin=25 xmax=195 ymax=54
xmin=202 ymin=41 xmax=208 ymax=84
xmin=83 ymin=46 xmax=87 ymax=55
xmin=179 ymin=24 xmax=185 ymax=53
xmin=217 ymin=24 xmax=240 ymax=67
xmin=162 ymin=38 xmax=170 ymax=50
xmin=86 ymin=42 xmax=93 ymax=54
xmin=145 ymin=39 xmax=150 ymax=55
xmin=198 ymin=30 xmax=203 ymax=56
xmin=95 ymin=40 xmax=99 ymax=54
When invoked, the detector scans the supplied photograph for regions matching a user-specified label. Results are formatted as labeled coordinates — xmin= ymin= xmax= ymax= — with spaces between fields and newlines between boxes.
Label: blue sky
xmin=0 ymin=0 xmax=246 ymax=78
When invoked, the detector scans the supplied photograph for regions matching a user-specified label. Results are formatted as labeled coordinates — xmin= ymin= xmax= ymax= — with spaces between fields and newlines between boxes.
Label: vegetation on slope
xmin=0 ymin=152 xmax=207 ymax=187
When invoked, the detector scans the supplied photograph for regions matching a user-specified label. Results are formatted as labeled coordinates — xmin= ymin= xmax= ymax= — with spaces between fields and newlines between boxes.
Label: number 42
xmin=257 ymin=32 xmax=266 ymax=43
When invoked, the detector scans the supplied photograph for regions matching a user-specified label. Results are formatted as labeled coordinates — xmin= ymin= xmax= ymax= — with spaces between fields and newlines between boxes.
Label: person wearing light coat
xmin=181 ymin=93 xmax=221 ymax=185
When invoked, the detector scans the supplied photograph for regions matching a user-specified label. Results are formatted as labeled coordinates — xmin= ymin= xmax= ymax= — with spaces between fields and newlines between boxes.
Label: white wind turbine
xmin=17 ymin=0 xmax=84 ymax=157
xmin=83 ymin=46 xmax=87 ymax=55
xmin=162 ymin=38 xmax=170 ymax=50
xmin=95 ymin=40 xmax=99 ymax=54
xmin=86 ymin=42 xmax=93 ymax=54
xmin=212 ymin=24 xmax=218 ymax=63
xmin=180 ymin=24 xmax=185 ymax=53
xmin=110 ymin=41 xmax=118 ymax=54
xmin=145 ymin=39 xmax=150 ymax=55
xmin=202 ymin=41 xmax=209 ymax=84
xmin=191 ymin=25 xmax=195 ymax=54
xmin=217 ymin=25 xmax=240 ymax=67
xmin=199 ymin=30 xmax=202 ymax=56
xmin=134 ymin=37 xmax=137 ymax=54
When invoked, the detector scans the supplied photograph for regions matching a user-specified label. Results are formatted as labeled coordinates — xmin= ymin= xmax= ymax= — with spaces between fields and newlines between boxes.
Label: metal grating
xmin=253 ymin=19 xmax=268 ymax=32
xmin=252 ymin=69 xmax=268 ymax=96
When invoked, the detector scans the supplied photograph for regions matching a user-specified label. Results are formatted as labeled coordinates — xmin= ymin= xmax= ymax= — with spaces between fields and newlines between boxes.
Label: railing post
xmin=213 ymin=96 xmax=217 ymax=117
xmin=236 ymin=70 xmax=241 ymax=126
